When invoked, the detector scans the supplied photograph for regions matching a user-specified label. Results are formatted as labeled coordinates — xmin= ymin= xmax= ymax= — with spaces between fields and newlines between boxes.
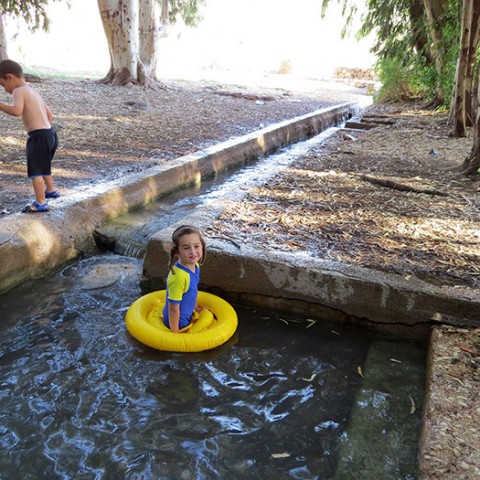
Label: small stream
xmin=0 ymin=254 xmax=425 ymax=479
xmin=93 ymin=126 xmax=343 ymax=258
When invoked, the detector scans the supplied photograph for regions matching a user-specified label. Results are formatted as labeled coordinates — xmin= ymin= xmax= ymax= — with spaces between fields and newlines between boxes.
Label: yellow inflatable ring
xmin=125 ymin=290 xmax=238 ymax=352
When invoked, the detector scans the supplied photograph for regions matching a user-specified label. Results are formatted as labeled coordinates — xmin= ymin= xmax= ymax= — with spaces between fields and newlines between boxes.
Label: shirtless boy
xmin=0 ymin=59 xmax=59 ymax=213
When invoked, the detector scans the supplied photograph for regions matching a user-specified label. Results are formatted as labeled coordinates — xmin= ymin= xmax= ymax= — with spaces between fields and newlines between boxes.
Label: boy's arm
xmin=0 ymin=88 xmax=24 ymax=117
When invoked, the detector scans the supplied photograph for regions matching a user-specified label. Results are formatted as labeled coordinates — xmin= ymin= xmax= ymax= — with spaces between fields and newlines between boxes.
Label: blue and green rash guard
xmin=163 ymin=262 xmax=200 ymax=329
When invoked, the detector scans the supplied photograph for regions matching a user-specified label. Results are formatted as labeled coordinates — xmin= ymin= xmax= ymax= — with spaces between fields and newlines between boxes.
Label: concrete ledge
xmin=142 ymin=230 xmax=480 ymax=328
xmin=0 ymin=102 xmax=358 ymax=295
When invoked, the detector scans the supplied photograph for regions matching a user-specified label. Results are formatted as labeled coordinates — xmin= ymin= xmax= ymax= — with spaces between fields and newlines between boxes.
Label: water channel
xmin=0 ymin=130 xmax=427 ymax=479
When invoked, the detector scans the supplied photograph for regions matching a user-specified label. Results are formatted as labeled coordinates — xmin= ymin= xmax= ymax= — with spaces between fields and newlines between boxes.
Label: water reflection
xmin=0 ymin=254 xmax=425 ymax=479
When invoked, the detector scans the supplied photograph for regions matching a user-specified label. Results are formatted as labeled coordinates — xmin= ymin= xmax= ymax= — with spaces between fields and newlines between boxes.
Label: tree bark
xmin=98 ymin=0 xmax=160 ymax=86
xmin=449 ymin=0 xmax=480 ymax=137
xmin=462 ymin=68 xmax=480 ymax=174
xmin=138 ymin=0 xmax=160 ymax=85
xmin=422 ymin=0 xmax=448 ymax=105
xmin=450 ymin=0 xmax=473 ymax=137
xmin=160 ymin=0 xmax=170 ymax=35
xmin=409 ymin=0 xmax=435 ymax=68
xmin=0 ymin=11 xmax=8 ymax=60
xmin=464 ymin=1 xmax=480 ymax=125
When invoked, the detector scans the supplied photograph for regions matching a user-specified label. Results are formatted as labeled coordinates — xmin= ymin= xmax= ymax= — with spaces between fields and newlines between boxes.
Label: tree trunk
xmin=422 ymin=0 xmax=448 ymax=105
xmin=450 ymin=0 xmax=473 ymax=138
xmin=462 ymin=68 xmax=480 ymax=174
xmin=449 ymin=0 xmax=480 ymax=135
xmin=160 ymin=0 xmax=170 ymax=35
xmin=98 ymin=0 xmax=160 ymax=86
xmin=0 ymin=11 xmax=8 ymax=60
xmin=464 ymin=2 xmax=480 ymax=125
xmin=409 ymin=0 xmax=435 ymax=68
xmin=138 ymin=0 xmax=160 ymax=85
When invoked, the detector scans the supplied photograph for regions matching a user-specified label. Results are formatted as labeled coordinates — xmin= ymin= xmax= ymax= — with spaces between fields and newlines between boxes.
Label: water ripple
xmin=0 ymin=254 xmax=426 ymax=479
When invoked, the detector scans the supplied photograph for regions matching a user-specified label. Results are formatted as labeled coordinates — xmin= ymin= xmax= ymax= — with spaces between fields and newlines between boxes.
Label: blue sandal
xmin=21 ymin=201 xmax=50 ymax=213
xmin=45 ymin=190 xmax=60 ymax=199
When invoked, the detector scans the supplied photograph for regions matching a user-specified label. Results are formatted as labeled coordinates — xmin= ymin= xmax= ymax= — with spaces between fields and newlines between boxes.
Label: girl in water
xmin=163 ymin=225 xmax=206 ymax=333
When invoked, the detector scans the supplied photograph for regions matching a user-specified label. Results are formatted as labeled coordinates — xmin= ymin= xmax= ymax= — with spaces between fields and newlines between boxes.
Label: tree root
xmin=459 ymin=164 xmax=480 ymax=176
xmin=214 ymin=91 xmax=275 ymax=102
xmin=361 ymin=175 xmax=449 ymax=196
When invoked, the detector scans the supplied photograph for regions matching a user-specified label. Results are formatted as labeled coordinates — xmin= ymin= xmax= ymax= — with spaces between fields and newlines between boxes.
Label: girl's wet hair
xmin=167 ymin=225 xmax=206 ymax=273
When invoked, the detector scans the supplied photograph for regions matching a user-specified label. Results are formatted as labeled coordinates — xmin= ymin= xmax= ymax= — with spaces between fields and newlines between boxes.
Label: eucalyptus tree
xmin=0 ymin=12 xmax=7 ymax=59
xmin=97 ymin=0 xmax=205 ymax=86
xmin=449 ymin=0 xmax=480 ymax=138
xmin=322 ymin=0 xmax=456 ymax=105
xmin=463 ymin=82 xmax=480 ymax=174
xmin=459 ymin=0 xmax=480 ymax=174
xmin=0 ymin=0 xmax=52 ymax=28
xmin=421 ymin=0 xmax=455 ymax=107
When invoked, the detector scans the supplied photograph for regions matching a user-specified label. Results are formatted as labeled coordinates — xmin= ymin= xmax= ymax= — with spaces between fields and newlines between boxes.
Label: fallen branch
xmin=344 ymin=121 xmax=378 ymax=130
xmin=360 ymin=116 xmax=395 ymax=125
xmin=361 ymin=175 xmax=448 ymax=196
xmin=206 ymin=235 xmax=241 ymax=249
xmin=215 ymin=91 xmax=275 ymax=102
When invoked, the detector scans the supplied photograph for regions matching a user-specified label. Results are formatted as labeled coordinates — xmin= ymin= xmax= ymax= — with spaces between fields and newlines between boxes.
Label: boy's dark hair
xmin=0 ymin=60 xmax=24 ymax=79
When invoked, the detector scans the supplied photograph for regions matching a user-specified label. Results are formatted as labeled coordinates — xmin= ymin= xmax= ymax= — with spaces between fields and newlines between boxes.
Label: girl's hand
xmin=195 ymin=306 xmax=210 ymax=313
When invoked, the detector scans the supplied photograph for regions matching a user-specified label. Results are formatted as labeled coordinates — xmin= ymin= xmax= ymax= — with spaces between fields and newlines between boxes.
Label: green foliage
xmin=438 ymin=15 xmax=461 ymax=103
xmin=374 ymin=55 xmax=437 ymax=103
xmin=322 ymin=0 xmax=359 ymax=38
xmin=360 ymin=1 xmax=418 ymax=58
xmin=0 ymin=0 xmax=64 ymax=31
xmin=1 ymin=0 xmax=204 ymax=32
xmin=323 ymin=0 xmax=462 ymax=106
xmin=169 ymin=0 xmax=206 ymax=27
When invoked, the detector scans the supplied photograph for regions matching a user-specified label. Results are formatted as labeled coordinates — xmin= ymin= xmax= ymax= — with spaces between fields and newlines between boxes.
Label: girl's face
xmin=176 ymin=233 xmax=203 ymax=269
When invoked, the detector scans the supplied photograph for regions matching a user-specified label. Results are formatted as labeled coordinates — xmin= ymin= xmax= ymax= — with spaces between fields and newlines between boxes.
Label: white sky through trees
xmin=5 ymin=0 xmax=375 ymax=82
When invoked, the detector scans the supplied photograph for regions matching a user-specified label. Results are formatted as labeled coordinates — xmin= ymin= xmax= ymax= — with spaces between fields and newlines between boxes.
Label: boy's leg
xmin=32 ymin=177 xmax=47 ymax=206
xmin=21 ymin=176 xmax=50 ymax=212
xmin=44 ymin=175 xmax=56 ymax=194
xmin=26 ymin=129 xmax=59 ymax=205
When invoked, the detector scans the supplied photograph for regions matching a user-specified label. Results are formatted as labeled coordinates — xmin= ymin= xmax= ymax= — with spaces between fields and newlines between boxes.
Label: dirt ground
xmin=0 ymin=76 xmax=358 ymax=213
xmin=420 ymin=325 xmax=480 ymax=479
xmin=210 ymin=103 xmax=480 ymax=290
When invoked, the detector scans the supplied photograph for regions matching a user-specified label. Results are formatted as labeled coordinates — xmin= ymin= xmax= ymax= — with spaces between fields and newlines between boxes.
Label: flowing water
xmin=0 ymin=254 xmax=426 ymax=479
xmin=93 ymin=127 xmax=344 ymax=258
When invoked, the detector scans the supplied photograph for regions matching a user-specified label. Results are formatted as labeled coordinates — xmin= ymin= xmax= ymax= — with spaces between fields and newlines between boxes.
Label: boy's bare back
xmin=12 ymin=84 xmax=53 ymax=133
xmin=0 ymin=60 xmax=53 ymax=133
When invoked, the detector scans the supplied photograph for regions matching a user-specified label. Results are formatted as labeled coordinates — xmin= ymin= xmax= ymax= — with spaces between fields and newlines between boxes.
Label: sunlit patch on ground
xmin=212 ymin=106 xmax=480 ymax=288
